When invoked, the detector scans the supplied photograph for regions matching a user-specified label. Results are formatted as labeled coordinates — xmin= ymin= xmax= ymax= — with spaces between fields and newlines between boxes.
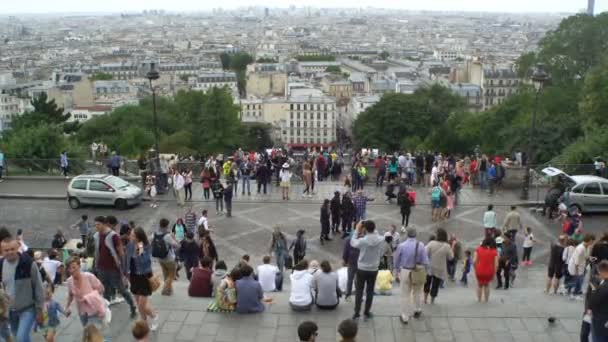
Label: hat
xmin=282 ymin=162 xmax=290 ymax=168
xmin=406 ymin=227 xmax=417 ymax=238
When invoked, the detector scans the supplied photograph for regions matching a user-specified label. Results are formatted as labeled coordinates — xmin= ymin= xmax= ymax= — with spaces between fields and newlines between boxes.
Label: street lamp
xmin=521 ymin=63 xmax=549 ymax=200
xmin=146 ymin=63 xmax=160 ymax=172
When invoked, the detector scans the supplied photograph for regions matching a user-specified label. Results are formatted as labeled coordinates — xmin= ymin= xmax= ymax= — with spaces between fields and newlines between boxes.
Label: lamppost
xmin=146 ymin=63 xmax=160 ymax=172
xmin=521 ymin=63 xmax=549 ymax=200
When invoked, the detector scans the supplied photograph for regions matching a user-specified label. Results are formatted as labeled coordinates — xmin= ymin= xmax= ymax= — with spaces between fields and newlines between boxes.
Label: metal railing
xmin=2 ymin=158 xmax=142 ymax=178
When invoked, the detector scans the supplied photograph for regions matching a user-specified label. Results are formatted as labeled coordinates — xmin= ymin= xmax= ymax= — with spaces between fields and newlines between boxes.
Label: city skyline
xmin=1 ymin=0 xmax=606 ymax=15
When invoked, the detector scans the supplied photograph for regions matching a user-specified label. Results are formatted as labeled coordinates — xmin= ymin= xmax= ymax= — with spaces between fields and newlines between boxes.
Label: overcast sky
xmin=1 ymin=0 xmax=605 ymax=15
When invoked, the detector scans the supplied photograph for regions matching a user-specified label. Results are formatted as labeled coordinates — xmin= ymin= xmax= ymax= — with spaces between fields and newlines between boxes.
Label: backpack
xmin=151 ymin=233 xmax=169 ymax=258
xmin=431 ymin=187 xmax=441 ymax=201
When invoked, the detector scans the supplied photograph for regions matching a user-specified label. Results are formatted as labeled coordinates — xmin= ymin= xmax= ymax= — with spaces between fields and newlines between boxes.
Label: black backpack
xmin=151 ymin=233 xmax=169 ymax=258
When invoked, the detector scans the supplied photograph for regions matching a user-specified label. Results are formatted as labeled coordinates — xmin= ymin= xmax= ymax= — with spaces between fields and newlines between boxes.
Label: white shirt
xmin=337 ymin=267 xmax=348 ymax=293
xmin=483 ymin=211 xmax=497 ymax=228
xmin=42 ymin=257 xmax=62 ymax=281
xmin=279 ymin=169 xmax=291 ymax=182
xmin=289 ymin=270 xmax=314 ymax=306
xmin=431 ymin=166 xmax=439 ymax=183
xmin=197 ymin=216 xmax=209 ymax=231
xmin=173 ymin=173 xmax=185 ymax=190
xmin=523 ymin=233 xmax=535 ymax=248
xmin=257 ymin=264 xmax=279 ymax=292
xmin=568 ymin=243 xmax=588 ymax=276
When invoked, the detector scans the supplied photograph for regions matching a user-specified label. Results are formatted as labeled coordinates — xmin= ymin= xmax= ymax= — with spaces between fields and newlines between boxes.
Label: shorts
xmin=431 ymin=199 xmax=440 ymax=208
xmin=280 ymin=181 xmax=291 ymax=188
xmin=548 ymin=264 xmax=563 ymax=279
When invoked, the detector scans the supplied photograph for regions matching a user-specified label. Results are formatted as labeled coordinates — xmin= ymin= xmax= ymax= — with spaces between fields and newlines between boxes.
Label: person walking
xmin=393 ymin=227 xmax=429 ymax=324
xmin=108 ymin=151 xmax=121 ymax=176
xmin=290 ymin=230 xmax=307 ymax=265
xmin=521 ymin=227 xmax=535 ymax=266
xmin=350 ymin=220 xmax=385 ymax=321
xmin=501 ymin=206 xmax=523 ymax=241
xmin=224 ymin=180 xmax=234 ymax=217
xmin=126 ymin=227 xmax=158 ymax=330
xmin=423 ymin=228 xmax=454 ymax=304
xmin=397 ymin=189 xmax=412 ymax=229
xmin=495 ymin=237 xmax=517 ymax=290
xmin=60 ymin=151 xmax=69 ymax=178
xmin=320 ymin=199 xmax=332 ymax=244
xmin=152 ymin=218 xmax=179 ymax=296
xmin=375 ymin=156 xmax=386 ymax=187
xmin=330 ymin=192 xmax=341 ymax=234
xmin=64 ymin=257 xmax=105 ymax=328
xmin=269 ymin=226 xmax=288 ymax=273
xmin=0 ymin=237 xmax=45 ymax=342
xmin=173 ymin=169 xmax=186 ymax=207
xmin=447 ymin=234 xmax=462 ymax=282
xmin=92 ymin=216 xmax=137 ymax=317
xmin=183 ymin=168 xmax=193 ymax=201
xmin=483 ymin=205 xmax=497 ymax=239
xmin=211 ymin=178 xmax=224 ymax=215
xmin=474 ymin=237 xmax=499 ymax=303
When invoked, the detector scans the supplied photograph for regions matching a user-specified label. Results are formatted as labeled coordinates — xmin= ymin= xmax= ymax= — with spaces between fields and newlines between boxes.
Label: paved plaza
xmin=0 ymin=180 xmax=604 ymax=341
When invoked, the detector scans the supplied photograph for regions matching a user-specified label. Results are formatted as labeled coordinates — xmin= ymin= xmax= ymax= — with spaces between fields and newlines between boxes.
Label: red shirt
xmin=188 ymin=267 xmax=213 ymax=297
xmin=470 ymin=160 xmax=478 ymax=173
xmin=97 ymin=232 xmax=121 ymax=272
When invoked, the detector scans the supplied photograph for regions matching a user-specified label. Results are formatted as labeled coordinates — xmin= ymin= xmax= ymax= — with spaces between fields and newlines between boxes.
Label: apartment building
xmin=284 ymin=95 xmax=336 ymax=147
xmin=0 ymin=92 xmax=30 ymax=131
xmin=190 ymin=71 xmax=238 ymax=95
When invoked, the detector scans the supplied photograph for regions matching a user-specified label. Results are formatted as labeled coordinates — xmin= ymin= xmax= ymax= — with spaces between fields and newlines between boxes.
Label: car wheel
xmin=68 ymin=197 xmax=80 ymax=209
xmin=115 ymin=198 xmax=128 ymax=210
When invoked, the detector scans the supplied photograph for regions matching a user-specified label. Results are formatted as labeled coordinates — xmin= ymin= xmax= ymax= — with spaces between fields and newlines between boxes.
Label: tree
xmin=5 ymin=123 xmax=64 ymax=158
xmin=325 ymin=65 xmax=341 ymax=73
xmin=379 ymin=51 xmax=390 ymax=60
xmin=296 ymin=55 xmax=336 ymax=62
xmin=240 ymin=122 xmax=273 ymax=151
xmin=219 ymin=52 xmax=254 ymax=97
xmin=90 ymin=72 xmax=113 ymax=81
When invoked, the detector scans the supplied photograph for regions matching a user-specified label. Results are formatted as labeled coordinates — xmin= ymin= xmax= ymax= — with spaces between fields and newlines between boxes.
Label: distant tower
xmin=265 ymin=7 xmax=269 ymax=17
xmin=587 ymin=0 xmax=595 ymax=15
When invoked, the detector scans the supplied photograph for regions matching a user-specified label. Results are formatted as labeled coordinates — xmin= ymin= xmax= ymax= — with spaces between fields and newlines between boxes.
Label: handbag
xmin=408 ymin=241 xmax=427 ymax=286
xmin=148 ymin=274 xmax=161 ymax=293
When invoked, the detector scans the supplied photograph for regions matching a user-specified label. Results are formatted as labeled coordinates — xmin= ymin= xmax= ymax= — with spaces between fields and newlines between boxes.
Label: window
xmin=304 ymin=113 xmax=307 ymax=119
xmin=304 ymin=122 xmax=307 ymax=127
xmin=89 ymin=180 xmax=112 ymax=192
xmin=297 ymin=104 xmax=300 ymax=110
xmin=297 ymin=130 xmax=300 ymax=136
xmin=290 ymin=112 xmax=293 ymax=119
xmin=290 ymin=104 xmax=294 ymax=110
xmin=297 ymin=113 xmax=300 ymax=119
xmin=71 ymin=180 xmax=87 ymax=190
xmin=583 ymin=183 xmax=602 ymax=195
xmin=317 ymin=113 xmax=321 ymax=119
xmin=290 ymin=121 xmax=294 ymax=127
xmin=317 ymin=122 xmax=321 ymax=127
xmin=601 ymin=183 xmax=608 ymax=195
xmin=324 ymin=113 xmax=327 ymax=120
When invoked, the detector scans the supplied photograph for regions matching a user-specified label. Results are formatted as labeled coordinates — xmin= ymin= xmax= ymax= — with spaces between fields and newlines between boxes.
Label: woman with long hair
xmin=302 ymin=161 xmax=313 ymax=197
xmin=126 ymin=227 xmax=158 ymax=330
xmin=424 ymin=228 xmax=454 ymax=304
xmin=320 ymin=199 xmax=331 ymax=244
xmin=474 ymin=237 xmax=499 ymax=303
xmin=199 ymin=230 xmax=218 ymax=269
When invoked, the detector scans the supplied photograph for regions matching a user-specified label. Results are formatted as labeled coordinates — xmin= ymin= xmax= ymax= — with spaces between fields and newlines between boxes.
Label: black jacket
xmin=330 ymin=196 xmax=341 ymax=216
xmin=341 ymin=198 xmax=354 ymax=220
xmin=320 ymin=206 xmax=330 ymax=224
xmin=398 ymin=192 xmax=412 ymax=213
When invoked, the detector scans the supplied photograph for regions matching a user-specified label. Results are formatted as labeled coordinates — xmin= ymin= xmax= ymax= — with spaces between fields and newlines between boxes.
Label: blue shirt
xmin=46 ymin=300 xmax=65 ymax=327
xmin=235 ymin=276 xmax=264 ymax=314
xmin=0 ymin=152 xmax=4 ymax=166
xmin=60 ymin=154 xmax=68 ymax=167
xmin=393 ymin=238 xmax=429 ymax=271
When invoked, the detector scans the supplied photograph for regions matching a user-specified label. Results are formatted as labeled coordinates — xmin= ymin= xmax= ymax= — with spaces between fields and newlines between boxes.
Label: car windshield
xmin=105 ymin=176 xmax=130 ymax=189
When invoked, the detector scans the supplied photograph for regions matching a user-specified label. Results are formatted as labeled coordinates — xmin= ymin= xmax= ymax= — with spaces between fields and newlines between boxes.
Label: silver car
xmin=542 ymin=167 xmax=608 ymax=213
xmin=67 ymin=174 xmax=143 ymax=210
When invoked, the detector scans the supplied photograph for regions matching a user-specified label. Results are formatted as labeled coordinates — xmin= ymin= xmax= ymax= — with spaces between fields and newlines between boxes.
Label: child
xmin=39 ymin=287 xmax=68 ymax=342
xmin=445 ymin=188 xmax=455 ymax=218
xmin=562 ymin=238 xmax=577 ymax=295
xmin=572 ymin=228 xmax=583 ymax=243
xmin=132 ymin=320 xmax=150 ymax=342
xmin=460 ymin=250 xmax=472 ymax=286
xmin=522 ymin=227 xmax=535 ymax=266
xmin=71 ymin=215 xmax=90 ymax=248
xmin=375 ymin=269 xmax=393 ymax=295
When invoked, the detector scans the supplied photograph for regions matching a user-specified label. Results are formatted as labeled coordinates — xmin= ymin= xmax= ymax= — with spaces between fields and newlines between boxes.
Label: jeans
xmin=407 ymin=171 xmax=415 ymax=185
xmin=460 ymin=271 xmax=469 ymax=285
xmin=257 ymin=181 xmax=267 ymax=194
xmin=97 ymin=269 xmax=136 ymax=312
xmin=159 ymin=259 xmax=177 ymax=295
xmin=203 ymin=187 xmax=210 ymax=200
xmin=274 ymin=250 xmax=285 ymax=273
xmin=400 ymin=271 xmax=423 ymax=319
xmin=423 ymin=275 xmax=442 ymax=298
xmin=346 ymin=264 xmax=357 ymax=297
xmin=9 ymin=307 xmax=36 ymax=342
xmin=225 ymin=198 xmax=232 ymax=217
xmin=355 ymin=211 xmax=366 ymax=222
xmin=242 ymin=175 xmax=251 ymax=194
xmin=447 ymin=259 xmax=457 ymax=280
xmin=215 ymin=197 xmax=223 ymax=212
xmin=184 ymin=183 xmax=192 ymax=200
xmin=479 ymin=172 xmax=488 ymax=189
xmin=79 ymin=313 xmax=104 ymax=328
xmin=354 ymin=269 xmax=378 ymax=316
xmin=496 ymin=261 xmax=511 ymax=288
xmin=523 ymin=247 xmax=532 ymax=262
xmin=376 ymin=172 xmax=385 ymax=186
xmin=571 ymin=274 xmax=584 ymax=295
xmin=401 ymin=211 xmax=410 ymax=227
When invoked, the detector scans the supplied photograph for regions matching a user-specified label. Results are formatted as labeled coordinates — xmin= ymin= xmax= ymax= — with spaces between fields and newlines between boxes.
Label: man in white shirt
xmin=197 ymin=210 xmax=213 ymax=233
xmin=42 ymin=250 xmax=64 ymax=284
xmin=568 ymin=234 xmax=595 ymax=296
xmin=173 ymin=169 xmax=185 ymax=206
xmin=257 ymin=255 xmax=279 ymax=292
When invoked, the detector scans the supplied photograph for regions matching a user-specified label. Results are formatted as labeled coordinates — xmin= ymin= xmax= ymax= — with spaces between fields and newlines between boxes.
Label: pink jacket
xmin=67 ymin=272 xmax=106 ymax=317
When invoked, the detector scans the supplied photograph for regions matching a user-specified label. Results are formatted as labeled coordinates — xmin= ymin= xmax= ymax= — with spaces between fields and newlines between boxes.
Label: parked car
xmin=67 ymin=174 xmax=143 ymax=210
xmin=542 ymin=167 xmax=608 ymax=213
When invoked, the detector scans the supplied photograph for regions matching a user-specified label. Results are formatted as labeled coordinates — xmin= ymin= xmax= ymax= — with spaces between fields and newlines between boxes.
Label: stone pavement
xmin=43 ymin=264 xmax=584 ymax=342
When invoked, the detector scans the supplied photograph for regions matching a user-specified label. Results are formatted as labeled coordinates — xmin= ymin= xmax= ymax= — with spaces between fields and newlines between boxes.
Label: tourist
xmin=0 ymin=237 xmax=44 ymax=342
xmin=279 ymin=162 xmax=292 ymax=200
xmin=350 ymin=220 xmax=385 ymax=320
xmin=179 ymin=231 xmax=200 ymax=280
xmin=65 ymin=256 xmax=105 ymax=328
xmin=39 ymin=287 xmax=66 ymax=342
xmin=152 ymin=218 xmax=179 ymax=296
xmin=182 ymin=168 xmax=193 ymax=201
xmin=0 ymin=148 xmax=4 ymax=182
xmin=172 ymin=168 xmax=186 ymax=207
xmin=132 ymin=320 xmax=150 ymax=342
xmin=290 ymin=230 xmax=307 ymax=265
xmin=82 ymin=324 xmax=105 ymax=342
xmin=496 ymin=237 xmax=517 ymax=290
xmin=314 ymin=260 xmax=340 ymax=310
xmin=224 ymin=180 xmax=234 ymax=217
xmin=207 ymin=267 xmax=239 ymax=313
xmin=546 ymin=235 xmax=566 ymax=294
xmin=257 ymin=256 xmax=279 ymax=293
xmin=482 ymin=204 xmax=497 ymax=239
xmin=568 ymin=234 xmax=595 ymax=298
xmin=424 ymin=228 xmax=454 ymax=304
xmin=502 ymin=206 xmax=523 ymax=241
xmin=60 ymin=151 xmax=69 ymax=178
xmin=197 ymin=209 xmax=210 ymax=232
xmin=33 ymin=251 xmax=54 ymax=289
xmin=297 ymin=321 xmax=318 ymax=342
xmin=341 ymin=192 xmax=355 ymax=238
xmin=588 ymin=260 xmax=608 ymax=340
xmin=125 ymin=227 xmax=158 ymax=329
xmin=474 ymin=237 xmax=499 ymax=303
xmin=269 ymin=226 xmax=288 ymax=273
xmin=461 ymin=250 xmax=472 ymax=286
xmin=302 ymin=161 xmax=313 ymax=197
xmin=353 ymin=190 xmax=373 ymax=222
xmin=337 ymin=319 xmax=358 ymax=342
xmin=240 ymin=159 xmax=253 ymax=196
xmin=330 ymin=191 xmax=342 ymax=234
xmin=108 ymin=151 xmax=121 ymax=176
xmin=188 ymin=256 xmax=213 ymax=297
xmin=320 ymin=199 xmax=331 ymax=244
xmin=375 ymin=264 xmax=393 ymax=296
xmin=342 ymin=231 xmax=359 ymax=301
xmin=235 ymin=264 xmax=264 ymax=314
xmin=289 ymin=260 xmax=314 ymax=311
xmin=71 ymin=215 xmax=91 ymax=249
xmin=562 ymin=238 xmax=577 ymax=295
xmin=93 ymin=216 xmax=137 ymax=316
xmin=521 ymin=227 xmax=535 ymax=266
xmin=42 ymin=249 xmax=64 ymax=285
xmin=385 ymin=180 xmax=397 ymax=203
xmin=211 ymin=261 xmax=228 ymax=295
xmin=211 ymin=178 xmax=225 ymax=215
xmin=388 ymin=157 xmax=398 ymax=182
xmin=447 ymin=234 xmax=462 ymax=281
xmin=199 ymin=230 xmax=218 ymax=267
xmin=144 ymin=173 xmax=158 ymax=208
xmin=430 ymin=181 xmax=444 ymax=222
xmin=397 ymin=189 xmax=412 ymax=229
xmin=375 ymin=156 xmax=386 ymax=187
xmin=255 ymin=162 xmax=270 ymax=195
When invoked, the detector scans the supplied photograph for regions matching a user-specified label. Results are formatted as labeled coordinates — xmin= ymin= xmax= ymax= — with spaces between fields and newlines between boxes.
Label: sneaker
xmin=130 ymin=309 xmax=137 ymax=319
xmin=149 ymin=314 xmax=159 ymax=331
xmin=400 ymin=315 xmax=409 ymax=324
xmin=352 ymin=313 xmax=360 ymax=321
xmin=364 ymin=312 xmax=374 ymax=321
xmin=413 ymin=311 xmax=422 ymax=319
xmin=344 ymin=295 xmax=351 ymax=302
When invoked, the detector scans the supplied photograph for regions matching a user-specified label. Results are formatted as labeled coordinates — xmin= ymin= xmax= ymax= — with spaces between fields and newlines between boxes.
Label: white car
xmin=67 ymin=174 xmax=143 ymax=210
xmin=542 ymin=167 xmax=608 ymax=213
